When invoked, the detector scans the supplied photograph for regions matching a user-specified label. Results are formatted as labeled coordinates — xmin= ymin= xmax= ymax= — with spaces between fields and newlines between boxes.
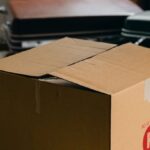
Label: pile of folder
xmin=4 ymin=0 xmax=141 ymax=52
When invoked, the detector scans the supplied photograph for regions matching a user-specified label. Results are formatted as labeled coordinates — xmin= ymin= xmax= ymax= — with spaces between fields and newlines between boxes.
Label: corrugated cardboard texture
xmin=0 ymin=38 xmax=115 ymax=76
xmin=52 ymin=43 xmax=150 ymax=94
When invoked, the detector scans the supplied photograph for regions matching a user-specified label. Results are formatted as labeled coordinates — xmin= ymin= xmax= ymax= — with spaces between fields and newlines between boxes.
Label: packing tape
xmin=144 ymin=79 xmax=150 ymax=102
xmin=35 ymin=81 xmax=41 ymax=114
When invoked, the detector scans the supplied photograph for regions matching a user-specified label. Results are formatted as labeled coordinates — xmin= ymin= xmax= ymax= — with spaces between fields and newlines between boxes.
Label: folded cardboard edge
xmin=2 ymin=42 xmax=149 ymax=96
xmin=39 ymin=77 xmax=101 ymax=93
xmin=50 ymin=43 xmax=150 ymax=95
xmin=0 ymin=37 xmax=116 ymax=77
xmin=61 ymin=37 xmax=116 ymax=50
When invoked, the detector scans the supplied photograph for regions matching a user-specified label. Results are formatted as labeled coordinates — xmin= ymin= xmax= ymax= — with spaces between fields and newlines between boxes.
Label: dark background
xmin=132 ymin=0 xmax=150 ymax=9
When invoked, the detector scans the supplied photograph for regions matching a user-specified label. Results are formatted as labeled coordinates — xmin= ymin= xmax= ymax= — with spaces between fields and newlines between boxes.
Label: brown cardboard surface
xmin=111 ymin=81 xmax=150 ymax=150
xmin=57 ymin=37 xmax=116 ymax=50
xmin=0 ymin=71 xmax=36 ymax=150
xmin=1 ymin=38 xmax=150 ymax=150
xmin=52 ymin=43 xmax=150 ymax=94
xmin=0 ymin=71 xmax=111 ymax=150
xmin=94 ymin=43 xmax=150 ymax=76
xmin=34 ymin=80 xmax=111 ymax=150
xmin=0 ymin=38 xmax=115 ymax=77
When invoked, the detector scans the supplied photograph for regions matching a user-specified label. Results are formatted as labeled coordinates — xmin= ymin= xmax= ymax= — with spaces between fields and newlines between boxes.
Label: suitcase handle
xmin=135 ymin=37 xmax=146 ymax=45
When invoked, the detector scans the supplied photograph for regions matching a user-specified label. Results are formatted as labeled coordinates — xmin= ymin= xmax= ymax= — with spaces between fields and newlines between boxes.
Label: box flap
xmin=52 ymin=43 xmax=150 ymax=94
xmin=58 ymin=38 xmax=116 ymax=50
xmin=0 ymin=38 xmax=115 ymax=77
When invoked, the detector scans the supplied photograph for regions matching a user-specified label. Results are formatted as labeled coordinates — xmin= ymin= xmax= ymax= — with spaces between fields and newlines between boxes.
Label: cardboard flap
xmin=52 ymin=43 xmax=150 ymax=94
xmin=58 ymin=38 xmax=116 ymax=50
xmin=0 ymin=38 xmax=115 ymax=77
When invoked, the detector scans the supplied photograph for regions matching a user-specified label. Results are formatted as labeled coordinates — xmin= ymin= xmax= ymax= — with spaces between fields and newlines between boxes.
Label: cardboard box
xmin=0 ymin=37 xmax=150 ymax=150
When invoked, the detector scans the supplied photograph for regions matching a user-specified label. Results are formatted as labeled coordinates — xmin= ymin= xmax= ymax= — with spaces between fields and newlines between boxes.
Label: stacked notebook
xmin=4 ymin=0 xmax=142 ymax=52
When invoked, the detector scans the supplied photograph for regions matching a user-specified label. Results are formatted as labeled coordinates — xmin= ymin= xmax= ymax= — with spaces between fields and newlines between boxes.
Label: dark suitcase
xmin=122 ymin=11 xmax=150 ymax=47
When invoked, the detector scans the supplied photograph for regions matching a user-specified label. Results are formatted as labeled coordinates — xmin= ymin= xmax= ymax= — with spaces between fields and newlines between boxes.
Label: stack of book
xmin=4 ymin=0 xmax=142 ymax=52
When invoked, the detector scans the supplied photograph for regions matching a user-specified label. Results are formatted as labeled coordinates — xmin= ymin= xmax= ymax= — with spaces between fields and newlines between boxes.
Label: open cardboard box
xmin=0 ymin=38 xmax=150 ymax=150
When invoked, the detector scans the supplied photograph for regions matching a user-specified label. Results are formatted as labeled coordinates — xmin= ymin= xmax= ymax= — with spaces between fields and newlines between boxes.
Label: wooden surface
xmin=9 ymin=0 xmax=142 ymax=19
